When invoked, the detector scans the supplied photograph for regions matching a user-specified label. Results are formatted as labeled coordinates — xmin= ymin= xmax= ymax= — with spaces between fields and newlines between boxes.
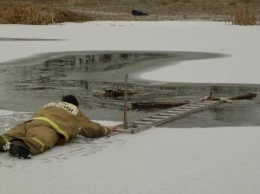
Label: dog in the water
xmin=201 ymin=91 xmax=231 ymax=103
xmin=201 ymin=91 xmax=219 ymax=101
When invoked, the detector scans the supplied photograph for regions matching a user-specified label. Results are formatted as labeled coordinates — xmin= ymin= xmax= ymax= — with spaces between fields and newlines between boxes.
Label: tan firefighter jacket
xmin=32 ymin=101 xmax=110 ymax=143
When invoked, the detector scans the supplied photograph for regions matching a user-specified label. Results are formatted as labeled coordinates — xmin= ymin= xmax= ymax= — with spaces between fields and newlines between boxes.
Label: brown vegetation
xmin=0 ymin=0 xmax=259 ymax=25
xmin=0 ymin=1 xmax=92 ymax=24
xmin=231 ymin=4 xmax=258 ymax=25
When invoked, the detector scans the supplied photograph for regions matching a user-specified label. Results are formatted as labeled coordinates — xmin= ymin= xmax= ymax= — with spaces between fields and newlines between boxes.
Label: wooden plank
xmin=142 ymin=118 xmax=161 ymax=122
xmin=177 ymin=106 xmax=198 ymax=110
xmin=133 ymin=121 xmax=153 ymax=125
xmin=116 ymin=128 xmax=132 ymax=133
xmin=150 ymin=115 xmax=168 ymax=119
xmin=158 ymin=113 xmax=177 ymax=116
xmin=164 ymin=110 xmax=183 ymax=113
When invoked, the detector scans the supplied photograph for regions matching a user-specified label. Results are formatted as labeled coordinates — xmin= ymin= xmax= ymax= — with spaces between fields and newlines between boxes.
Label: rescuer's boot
xmin=5 ymin=139 xmax=31 ymax=159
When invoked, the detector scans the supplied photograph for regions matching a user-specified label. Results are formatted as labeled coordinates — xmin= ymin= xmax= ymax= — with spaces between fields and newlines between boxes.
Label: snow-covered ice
xmin=0 ymin=21 xmax=260 ymax=194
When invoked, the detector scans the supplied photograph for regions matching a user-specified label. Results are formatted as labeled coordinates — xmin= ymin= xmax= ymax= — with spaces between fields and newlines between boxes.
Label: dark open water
xmin=0 ymin=51 xmax=259 ymax=129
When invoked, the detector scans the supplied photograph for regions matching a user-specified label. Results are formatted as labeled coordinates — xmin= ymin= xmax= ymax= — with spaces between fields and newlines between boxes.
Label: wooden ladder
xmin=117 ymin=100 xmax=224 ymax=134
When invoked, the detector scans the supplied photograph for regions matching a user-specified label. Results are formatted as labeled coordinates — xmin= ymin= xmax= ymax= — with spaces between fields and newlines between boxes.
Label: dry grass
xmin=0 ymin=0 xmax=259 ymax=25
xmin=0 ymin=2 xmax=92 ymax=24
xmin=0 ymin=3 xmax=54 ymax=24
xmin=231 ymin=4 xmax=258 ymax=25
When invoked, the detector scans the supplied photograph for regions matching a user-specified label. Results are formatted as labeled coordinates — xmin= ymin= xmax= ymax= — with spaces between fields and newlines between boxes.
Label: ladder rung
xmin=178 ymin=106 xmax=196 ymax=110
xmin=142 ymin=118 xmax=161 ymax=122
xmin=151 ymin=115 xmax=168 ymax=119
xmin=133 ymin=121 xmax=153 ymax=125
xmin=171 ymin=109 xmax=187 ymax=112
xmin=185 ymin=104 xmax=205 ymax=108
xmin=159 ymin=113 xmax=175 ymax=116
xmin=165 ymin=110 xmax=184 ymax=113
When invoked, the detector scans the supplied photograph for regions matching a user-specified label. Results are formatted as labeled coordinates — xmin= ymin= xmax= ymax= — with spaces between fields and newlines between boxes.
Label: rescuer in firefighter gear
xmin=0 ymin=95 xmax=116 ymax=159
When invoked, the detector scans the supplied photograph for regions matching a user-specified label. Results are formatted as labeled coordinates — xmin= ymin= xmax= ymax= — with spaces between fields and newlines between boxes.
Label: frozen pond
xmin=1 ymin=22 xmax=260 ymax=194
xmin=0 ymin=51 xmax=259 ymax=131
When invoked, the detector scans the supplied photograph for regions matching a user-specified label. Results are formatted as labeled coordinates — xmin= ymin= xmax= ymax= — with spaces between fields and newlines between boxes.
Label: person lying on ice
xmin=0 ymin=95 xmax=117 ymax=159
